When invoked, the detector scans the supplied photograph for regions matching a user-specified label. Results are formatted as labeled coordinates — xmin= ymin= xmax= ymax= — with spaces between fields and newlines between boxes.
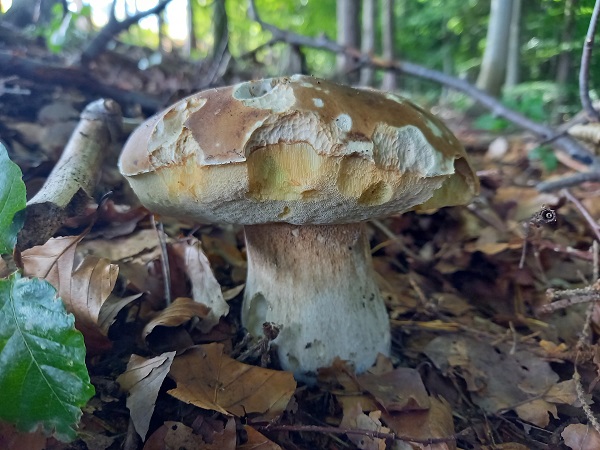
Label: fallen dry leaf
xmin=358 ymin=367 xmax=430 ymax=412
xmin=168 ymin=344 xmax=296 ymax=419
xmin=0 ymin=422 xmax=46 ymax=450
xmin=383 ymin=396 xmax=455 ymax=450
xmin=21 ymin=235 xmax=116 ymax=350
xmin=515 ymin=398 xmax=556 ymax=427
xmin=562 ymin=424 xmax=600 ymax=450
xmin=142 ymin=297 xmax=211 ymax=339
xmin=143 ymin=419 xmax=236 ymax=450
xmin=340 ymin=403 xmax=388 ymax=450
xmin=117 ymin=352 xmax=176 ymax=441
xmin=239 ymin=426 xmax=283 ymax=450
xmin=172 ymin=239 xmax=229 ymax=332
xmin=424 ymin=336 xmax=558 ymax=414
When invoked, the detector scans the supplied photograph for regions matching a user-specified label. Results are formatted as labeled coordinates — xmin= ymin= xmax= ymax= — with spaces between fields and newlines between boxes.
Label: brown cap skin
xmin=119 ymin=75 xmax=478 ymax=224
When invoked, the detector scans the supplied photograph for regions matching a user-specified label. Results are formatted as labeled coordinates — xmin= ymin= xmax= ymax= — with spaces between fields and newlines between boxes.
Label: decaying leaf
xmin=562 ymin=424 xmax=600 ymax=450
xmin=143 ymin=297 xmax=211 ymax=339
xmin=340 ymin=403 xmax=388 ymax=450
xmin=424 ymin=336 xmax=558 ymax=414
xmin=172 ymin=239 xmax=229 ymax=332
xmin=21 ymin=235 xmax=118 ymax=350
xmin=117 ymin=352 xmax=176 ymax=440
xmin=515 ymin=398 xmax=557 ymax=428
xmin=358 ymin=367 xmax=430 ymax=412
xmin=143 ymin=419 xmax=236 ymax=450
xmin=383 ymin=396 xmax=455 ymax=450
xmin=0 ymin=422 xmax=46 ymax=450
xmin=168 ymin=343 xmax=296 ymax=418
xmin=239 ymin=426 xmax=283 ymax=450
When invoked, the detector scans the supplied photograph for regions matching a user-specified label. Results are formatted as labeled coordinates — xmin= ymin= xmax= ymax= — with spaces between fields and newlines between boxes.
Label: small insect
xmin=519 ymin=205 xmax=557 ymax=269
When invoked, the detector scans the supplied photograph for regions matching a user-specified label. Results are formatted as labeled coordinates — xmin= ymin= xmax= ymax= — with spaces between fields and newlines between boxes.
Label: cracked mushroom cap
xmin=119 ymin=75 xmax=478 ymax=224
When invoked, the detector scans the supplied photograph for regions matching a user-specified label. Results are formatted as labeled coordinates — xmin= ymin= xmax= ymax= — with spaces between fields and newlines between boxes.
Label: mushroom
xmin=119 ymin=75 xmax=478 ymax=381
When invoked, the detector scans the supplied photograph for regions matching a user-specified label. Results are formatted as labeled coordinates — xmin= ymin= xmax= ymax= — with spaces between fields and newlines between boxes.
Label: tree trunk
xmin=381 ymin=0 xmax=396 ymax=91
xmin=336 ymin=0 xmax=360 ymax=82
xmin=504 ymin=0 xmax=521 ymax=88
xmin=476 ymin=0 xmax=513 ymax=96
xmin=211 ymin=0 xmax=228 ymax=61
xmin=359 ymin=0 xmax=376 ymax=86
xmin=556 ymin=0 xmax=577 ymax=88
xmin=183 ymin=0 xmax=197 ymax=57
xmin=2 ymin=0 xmax=65 ymax=27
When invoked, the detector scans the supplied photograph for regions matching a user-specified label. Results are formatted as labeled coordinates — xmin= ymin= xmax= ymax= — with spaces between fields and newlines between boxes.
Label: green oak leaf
xmin=0 ymin=273 xmax=95 ymax=441
xmin=0 ymin=143 xmax=26 ymax=254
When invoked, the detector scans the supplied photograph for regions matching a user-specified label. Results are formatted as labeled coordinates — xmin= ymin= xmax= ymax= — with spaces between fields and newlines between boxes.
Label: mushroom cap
xmin=119 ymin=75 xmax=478 ymax=224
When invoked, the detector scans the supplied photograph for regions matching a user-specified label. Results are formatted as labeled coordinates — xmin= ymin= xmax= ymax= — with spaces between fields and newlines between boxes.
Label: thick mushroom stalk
xmin=242 ymin=223 xmax=390 ymax=380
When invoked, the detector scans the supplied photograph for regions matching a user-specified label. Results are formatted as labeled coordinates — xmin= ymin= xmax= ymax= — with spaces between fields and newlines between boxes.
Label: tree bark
xmin=336 ymin=0 xmax=360 ymax=82
xmin=2 ymin=0 xmax=65 ymax=27
xmin=381 ymin=0 xmax=396 ymax=91
xmin=504 ymin=0 xmax=521 ymax=88
xmin=359 ymin=0 xmax=376 ymax=86
xmin=476 ymin=0 xmax=513 ymax=96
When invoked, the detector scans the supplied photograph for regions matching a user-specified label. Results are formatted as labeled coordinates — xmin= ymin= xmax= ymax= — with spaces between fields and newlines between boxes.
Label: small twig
xmin=151 ymin=215 xmax=172 ymax=306
xmin=256 ymin=423 xmax=458 ymax=445
xmin=580 ymin=0 xmax=600 ymax=121
xmin=562 ymin=189 xmax=600 ymax=242
xmin=537 ymin=172 xmax=600 ymax=192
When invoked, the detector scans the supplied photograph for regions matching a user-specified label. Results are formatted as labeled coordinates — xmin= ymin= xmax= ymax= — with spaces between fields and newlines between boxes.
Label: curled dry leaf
xmin=143 ymin=419 xmax=236 ymax=450
xmin=117 ymin=352 xmax=176 ymax=441
xmin=172 ymin=239 xmax=229 ymax=333
xmin=562 ymin=424 xmax=600 ymax=450
xmin=142 ymin=297 xmax=211 ymax=339
xmin=168 ymin=343 xmax=296 ymax=419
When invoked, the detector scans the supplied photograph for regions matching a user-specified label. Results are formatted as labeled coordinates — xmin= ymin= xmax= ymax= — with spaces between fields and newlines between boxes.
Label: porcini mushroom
xmin=119 ymin=75 xmax=478 ymax=381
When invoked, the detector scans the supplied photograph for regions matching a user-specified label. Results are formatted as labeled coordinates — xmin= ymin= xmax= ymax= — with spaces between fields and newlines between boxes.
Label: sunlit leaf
xmin=0 ymin=143 xmax=26 ymax=254
xmin=0 ymin=273 xmax=95 ymax=441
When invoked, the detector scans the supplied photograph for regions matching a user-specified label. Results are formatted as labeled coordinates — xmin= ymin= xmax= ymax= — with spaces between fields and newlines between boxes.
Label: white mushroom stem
xmin=242 ymin=222 xmax=391 ymax=381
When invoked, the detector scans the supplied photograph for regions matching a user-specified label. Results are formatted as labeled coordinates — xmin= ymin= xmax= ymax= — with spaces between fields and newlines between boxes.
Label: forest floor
xmin=2 ymin=37 xmax=600 ymax=450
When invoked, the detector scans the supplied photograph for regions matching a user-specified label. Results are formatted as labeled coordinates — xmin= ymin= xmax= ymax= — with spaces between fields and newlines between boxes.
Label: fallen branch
xmin=247 ymin=0 xmax=597 ymax=167
xmin=17 ymin=99 xmax=122 ymax=250
xmin=0 ymin=50 xmax=162 ymax=111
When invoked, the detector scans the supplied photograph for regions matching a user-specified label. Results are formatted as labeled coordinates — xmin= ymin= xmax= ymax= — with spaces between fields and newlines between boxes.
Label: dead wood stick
xmin=17 ymin=99 xmax=122 ymax=250
xmin=247 ymin=0 xmax=596 ymax=167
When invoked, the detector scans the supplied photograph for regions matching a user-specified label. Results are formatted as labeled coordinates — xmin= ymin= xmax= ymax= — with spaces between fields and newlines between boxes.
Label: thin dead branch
xmin=580 ymin=0 xmax=600 ymax=121
xmin=562 ymin=189 xmax=600 ymax=242
xmin=537 ymin=172 xmax=600 ymax=192
xmin=81 ymin=0 xmax=174 ymax=65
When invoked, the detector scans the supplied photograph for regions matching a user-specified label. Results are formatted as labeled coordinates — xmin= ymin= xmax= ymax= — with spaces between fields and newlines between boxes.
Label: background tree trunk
xmin=381 ymin=0 xmax=396 ymax=91
xmin=183 ymin=0 xmax=197 ymax=57
xmin=336 ymin=0 xmax=360 ymax=82
xmin=359 ymin=0 xmax=376 ymax=86
xmin=504 ymin=0 xmax=521 ymax=88
xmin=476 ymin=0 xmax=513 ymax=96
xmin=211 ymin=0 xmax=228 ymax=61
xmin=2 ymin=0 xmax=65 ymax=27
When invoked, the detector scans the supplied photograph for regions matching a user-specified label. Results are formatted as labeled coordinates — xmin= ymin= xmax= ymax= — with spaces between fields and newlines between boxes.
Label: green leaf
xmin=0 ymin=273 xmax=95 ymax=442
xmin=0 ymin=143 xmax=26 ymax=254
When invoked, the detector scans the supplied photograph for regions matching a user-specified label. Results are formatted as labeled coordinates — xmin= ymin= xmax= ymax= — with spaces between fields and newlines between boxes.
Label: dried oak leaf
xmin=168 ymin=343 xmax=296 ymax=419
xmin=117 ymin=352 xmax=176 ymax=441
xmin=143 ymin=419 xmax=236 ymax=450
